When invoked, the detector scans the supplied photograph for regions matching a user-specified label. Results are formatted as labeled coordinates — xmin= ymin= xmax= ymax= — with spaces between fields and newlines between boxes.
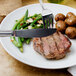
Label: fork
xmin=39 ymin=0 xmax=54 ymax=29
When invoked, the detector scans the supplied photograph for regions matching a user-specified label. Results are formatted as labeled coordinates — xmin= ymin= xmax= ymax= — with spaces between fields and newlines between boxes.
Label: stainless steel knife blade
xmin=13 ymin=28 xmax=56 ymax=38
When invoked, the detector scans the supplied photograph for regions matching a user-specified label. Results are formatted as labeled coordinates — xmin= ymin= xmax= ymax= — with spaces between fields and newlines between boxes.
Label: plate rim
xmin=0 ymin=3 xmax=76 ymax=69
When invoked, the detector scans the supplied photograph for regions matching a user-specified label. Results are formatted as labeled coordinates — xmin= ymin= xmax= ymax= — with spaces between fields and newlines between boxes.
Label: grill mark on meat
xmin=52 ymin=33 xmax=66 ymax=59
xmin=53 ymin=32 xmax=65 ymax=54
xmin=33 ymin=32 xmax=71 ymax=60
xmin=57 ymin=32 xmax=66 ymax=51
xmin=52 ymin=36 xmax=63 ymax=59
xmin=58 ymin=32 xmax=71 ymax=51
xmin=46 ymin=36 xmax=60 ymax=59
xmin=33 ymin=38 xmax=44 ymax=54
xmin=41 ymin=37 xmax=51 ymax=58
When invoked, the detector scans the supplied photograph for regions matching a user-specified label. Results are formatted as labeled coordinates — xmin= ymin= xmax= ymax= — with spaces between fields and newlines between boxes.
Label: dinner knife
xmin=0 ymin=28 xmax=56 ymax=38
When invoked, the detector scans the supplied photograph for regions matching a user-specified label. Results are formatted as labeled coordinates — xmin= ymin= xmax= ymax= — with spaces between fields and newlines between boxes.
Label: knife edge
xmin=13 ymin=28 xmax=57 ymax=38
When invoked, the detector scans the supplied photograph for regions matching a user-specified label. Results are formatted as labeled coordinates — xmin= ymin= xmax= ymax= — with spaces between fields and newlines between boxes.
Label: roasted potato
xmin=66 ymin=12 xmax=75 ymax=18
xmin=65 ymin=27 xmax=76 ymax=39
xmin=55 ymin=13 xmax=65 ymax=21
xmin=55 ymin=20 xmax=66 ymax=32
xmin=65 ymin=16 xmax=76 ymax=26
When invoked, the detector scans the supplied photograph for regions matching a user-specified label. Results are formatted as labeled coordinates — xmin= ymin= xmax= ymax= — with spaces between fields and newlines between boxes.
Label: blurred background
xmin=0 ymin=0 xmax=76 ymax=15
xmin=22 ymin=0 xmax=76 ymax=8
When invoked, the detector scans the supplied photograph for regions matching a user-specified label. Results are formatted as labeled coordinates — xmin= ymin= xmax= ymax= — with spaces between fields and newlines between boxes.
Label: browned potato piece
xmin=65 ymin=16 xmax=76 ymax=26
xmin=66 ymin=12 xmax=75 ymax=18
xmin=55 ymin=13 xmax=65 ymax=21
xmin=55 ymin=20 xmax=66 ymax=32
xmin=65 ymin=27 xmax=76 ymax=39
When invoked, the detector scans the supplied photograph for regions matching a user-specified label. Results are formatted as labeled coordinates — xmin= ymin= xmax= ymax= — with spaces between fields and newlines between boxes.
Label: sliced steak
xmin=58 ymin=32 xmax=71 ymax=51
xmin=33 ymin=32 xmax=71 ymax=60
xmin=41 ymin=36 xmax=60 ymax=59
xmin=33 ymin=38 xmax=44 ymax=55
xmin=53 ymin=32 xmax=65 ymax=54
xmin=41 ymin=37 xmax=51 ymax=58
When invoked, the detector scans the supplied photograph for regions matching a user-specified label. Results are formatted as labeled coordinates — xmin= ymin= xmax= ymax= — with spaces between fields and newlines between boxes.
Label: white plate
xmin=0 ymin=3 xmax=76 ymax=69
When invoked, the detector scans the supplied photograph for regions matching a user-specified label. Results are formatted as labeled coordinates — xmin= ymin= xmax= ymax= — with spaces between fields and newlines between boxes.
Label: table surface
xmin=0 ymin=0 xmax=76 ymax=76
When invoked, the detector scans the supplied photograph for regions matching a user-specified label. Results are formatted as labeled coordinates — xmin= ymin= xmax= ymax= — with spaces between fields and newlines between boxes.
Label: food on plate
xmin=65 ymin=27 xmax=76 ymax=39
xmin=65 ymin=16 xmax=76 ymax=26
xmin=55 ymin=12 xmax=76 ymax=39
xmin=11 ymin=10 xmax=72 ymax=57
xmin=55 ymin=13 xmax=65 ymax=21
xmin=10 ymin=9 xmax=43 ymax=52
xmin=66 ymin=12 xmax=75 ymax=18
xmin=55 ymin=20 xmax=66 ymax=33
xmin=33 ymin=32 xmax=71 ymax=60
xmin=65 ymin=12 xmax=76 ymax=26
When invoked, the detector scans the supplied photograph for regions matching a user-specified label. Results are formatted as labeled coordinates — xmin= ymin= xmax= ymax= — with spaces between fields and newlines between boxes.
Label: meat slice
xmin=41 ymin=36 xmax=59 ymax=59
xmin=53 ymin=32 xmax=65 ymax=54
xmin=58 ymin=32 xmax=71 ymax=51
xmin=33 ymin=32 xmax=71 ymax=60
xmin=41 ymin=37 xmax=51 ymax=58
xmin=33 ymin=38 xmax=44 ymax=55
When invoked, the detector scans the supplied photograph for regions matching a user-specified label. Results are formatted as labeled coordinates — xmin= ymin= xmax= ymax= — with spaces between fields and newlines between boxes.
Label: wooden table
xmin=0 ymin=0 xmax=76 ymax=76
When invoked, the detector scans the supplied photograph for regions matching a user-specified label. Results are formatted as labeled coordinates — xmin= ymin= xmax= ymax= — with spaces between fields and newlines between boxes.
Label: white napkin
xmin=68 ymin=66 xmax=76 ymax=76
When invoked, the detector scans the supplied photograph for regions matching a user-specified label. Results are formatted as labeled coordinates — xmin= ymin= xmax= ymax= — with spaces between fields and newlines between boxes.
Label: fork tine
xmin=47 ymin=18 xmax=50 ymax=28
xmin=51 ymin=17 xmax=54 ymax=28
xmin=50 ymin=14 xmax=54 ymax=28
xmin=46 ymin=18 xmax=49 ymax=29
xmin=42 ymin=14 xmax=54 ymax=29
xmin=42 ymin=17 xmax=46 ymax=29
xmin=48 ymin=17 xmax=51 ymax=28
